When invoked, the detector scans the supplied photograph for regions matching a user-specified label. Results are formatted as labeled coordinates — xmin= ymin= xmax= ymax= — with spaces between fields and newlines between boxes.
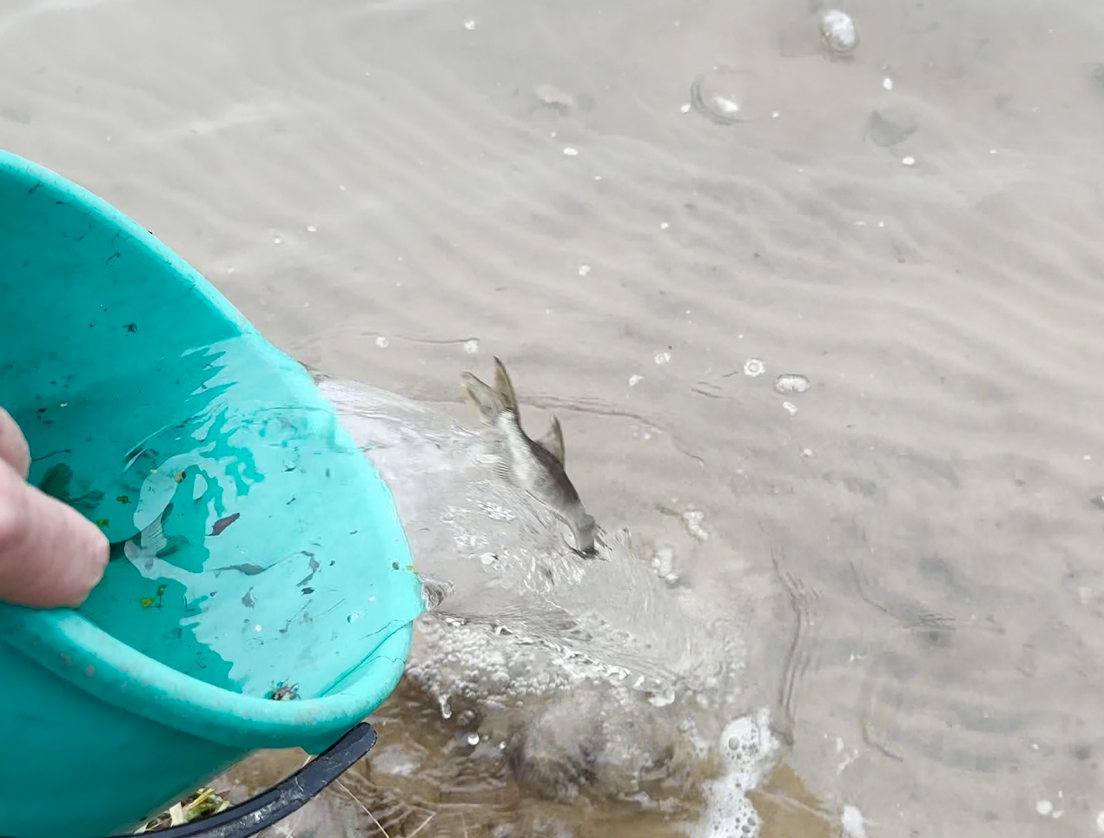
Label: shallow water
xmin=5 ymin=0 xmax=1104 ymax=834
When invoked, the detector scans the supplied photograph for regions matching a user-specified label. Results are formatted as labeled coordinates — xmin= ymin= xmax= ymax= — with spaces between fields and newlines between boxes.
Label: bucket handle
xmin=0 ymin=722 xmax=378 ymax=838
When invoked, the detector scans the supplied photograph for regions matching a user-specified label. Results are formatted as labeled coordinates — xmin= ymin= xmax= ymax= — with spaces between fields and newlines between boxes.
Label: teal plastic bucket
xmin=0 ymin=150 xmax=425 ymax=838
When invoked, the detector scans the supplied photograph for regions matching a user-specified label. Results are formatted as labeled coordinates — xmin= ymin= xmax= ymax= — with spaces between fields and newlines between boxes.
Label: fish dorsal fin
xmin=537 ymin=415 xmax=566 ymax=465
xmin=493 ymin=356 xmax=520 ymax=417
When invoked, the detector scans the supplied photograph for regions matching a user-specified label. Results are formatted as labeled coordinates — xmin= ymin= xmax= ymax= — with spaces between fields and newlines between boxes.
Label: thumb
xmin=0 ymin=458 xmax=109 ymax=609
xmin=0 ymin=407 xmax=30 ymax=479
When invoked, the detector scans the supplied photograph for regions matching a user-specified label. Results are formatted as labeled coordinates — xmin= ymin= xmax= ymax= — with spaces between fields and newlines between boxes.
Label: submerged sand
xmin=5 ymin=0 xmax=1104 ymax=835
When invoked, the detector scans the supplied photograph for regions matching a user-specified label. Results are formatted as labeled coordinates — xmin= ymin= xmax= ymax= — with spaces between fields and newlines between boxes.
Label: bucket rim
xmin=0 ymin=605 xmax=412 ymax=750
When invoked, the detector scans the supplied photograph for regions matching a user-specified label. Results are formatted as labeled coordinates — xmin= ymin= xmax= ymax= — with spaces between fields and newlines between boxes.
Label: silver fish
xmin=461 ymin=357 xmax=597 ymax=555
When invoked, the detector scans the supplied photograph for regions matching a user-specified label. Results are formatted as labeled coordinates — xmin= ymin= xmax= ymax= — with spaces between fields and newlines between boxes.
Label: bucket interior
xmin=0 ymin=156 xmax=423 ymax=702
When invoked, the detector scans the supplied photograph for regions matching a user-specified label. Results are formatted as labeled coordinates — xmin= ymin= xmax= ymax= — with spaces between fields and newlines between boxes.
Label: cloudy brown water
xmin=5 ymin=0 xmax=1104 ymax=834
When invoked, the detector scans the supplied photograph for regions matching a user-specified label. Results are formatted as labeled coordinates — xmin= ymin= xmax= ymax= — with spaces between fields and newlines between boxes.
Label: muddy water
xmin=5 ymin=0 xmax=1104 ymax=835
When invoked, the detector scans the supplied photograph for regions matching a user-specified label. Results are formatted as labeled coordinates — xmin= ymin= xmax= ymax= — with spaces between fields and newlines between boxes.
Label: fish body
xmin=461 ymin=357 xmax=596 ymax=554
xmin=108 ymin=502 xmax=187 ymax=562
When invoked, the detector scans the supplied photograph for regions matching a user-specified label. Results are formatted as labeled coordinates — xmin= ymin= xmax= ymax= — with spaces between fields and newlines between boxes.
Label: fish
xmin=37 ymin=462 xmax=104 ymax=513
xmin=460 ymin=357 xmax=597 ymax=555
xmin=108 ymin=502 xmax=188 ymax=562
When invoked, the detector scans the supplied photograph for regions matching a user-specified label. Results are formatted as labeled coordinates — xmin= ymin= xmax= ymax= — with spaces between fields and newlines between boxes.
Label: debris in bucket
xmin=211 ymin=512 xmax=241 ymax=536
xmin=133 ymin=787 xmax=230 ymax=833
xmin=141 ymin=584 xmax=168 ymax=610
xmin=266 ymin=681 xmax=300 ymax=701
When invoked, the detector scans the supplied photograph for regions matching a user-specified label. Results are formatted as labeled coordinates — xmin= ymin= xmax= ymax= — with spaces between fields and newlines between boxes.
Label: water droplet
xmin=375 ymin=336 xmax=390 ymax=349
xmin=467 ymin=732 xmax=481 ymax=745
xmin=629 ymin=374 xmax=644 ymax=387
xmin=783 ymin=401 xmax=798 ymax=415
xmin=655 ymin=351 xmax=672 ymax=365
xmin=902 ymin=155 xmax=916 ymax=166
xmin=563 ymin=147 xmax=579 ymax=156
xmin=775 ymin=373 xmax=811 ymax=394
xmin=883 ymin=77 xmax=894 ymax=90
xmin=273 ymin=236 xmax=282 ymax=245
xmin=744 ymin=358 xmax=765 ymax=377
xmin=578 ymin=264 xmax=591 ymax=277
xmin=679 ymin=103 xmax=691 ymax=113
xmin=820 ymin=9 xmax=858 ymax=55
xmin=464 ymin=338 xmax=480 ymax=354
xmin=1036 ymin=800 xmax=1053 ymax=816
xmin=306 ymin=225 xmax=317 ymax=233
xmin=463 ymin=19 xmax=476 ymax=30
xmin=660 ymin=221 xmax=670 ymax=230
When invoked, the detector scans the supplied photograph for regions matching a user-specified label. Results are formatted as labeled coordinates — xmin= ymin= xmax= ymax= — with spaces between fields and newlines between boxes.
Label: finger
xmin=0 ymin=407 xmax=30 ymax=479
xmin=0 ymin=458 xmax=109 ymax=609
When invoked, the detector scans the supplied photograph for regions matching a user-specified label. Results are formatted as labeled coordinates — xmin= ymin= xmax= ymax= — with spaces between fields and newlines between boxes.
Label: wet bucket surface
xmin=0 ymin=150 xmax=425 ymax=838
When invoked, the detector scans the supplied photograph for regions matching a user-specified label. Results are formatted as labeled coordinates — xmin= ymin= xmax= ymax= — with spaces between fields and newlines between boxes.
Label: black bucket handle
xmin=1 ymin=722 xmax=377 ymax=838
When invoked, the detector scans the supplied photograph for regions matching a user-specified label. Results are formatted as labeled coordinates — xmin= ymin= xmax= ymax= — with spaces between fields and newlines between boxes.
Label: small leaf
xmin=211 ymin=513 xmax=240 ymax=536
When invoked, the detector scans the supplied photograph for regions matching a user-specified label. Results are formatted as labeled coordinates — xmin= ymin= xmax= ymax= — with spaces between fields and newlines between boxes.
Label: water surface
xmin=4 ymin=0 xmax=1104 ymax=834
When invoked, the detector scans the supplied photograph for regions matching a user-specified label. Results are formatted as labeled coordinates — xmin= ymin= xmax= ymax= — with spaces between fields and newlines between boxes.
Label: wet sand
xmin=6 ymin=0 xmax=1104 ymax=834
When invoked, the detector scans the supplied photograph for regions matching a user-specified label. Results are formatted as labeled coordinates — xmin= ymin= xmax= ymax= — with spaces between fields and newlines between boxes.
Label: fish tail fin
xmin=461 ymin=357 xmax=522 ymax=425
xmin=492 ymin=356 xmax=520 ymax=417
xmin=461 ymin=371 xmax=501 ymax=425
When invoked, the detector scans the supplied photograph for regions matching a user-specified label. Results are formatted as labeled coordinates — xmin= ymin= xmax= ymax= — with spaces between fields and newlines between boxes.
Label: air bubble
xmin=774 ymin=374 xmax=810 ymax=394
xmin=820 ymin=9 xmax=858 ymax=55
xmin=691 ymin=66 xmax=763 ymax=125
xmin=744 ymin=358 xmax=765 ymax=377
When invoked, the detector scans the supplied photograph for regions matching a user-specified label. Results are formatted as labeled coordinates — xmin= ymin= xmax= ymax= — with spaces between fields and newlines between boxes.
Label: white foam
xmin=841 ymin=806 xmax=867 ymax=838
xmin=695 ymin=709 xmax=780 ymax=838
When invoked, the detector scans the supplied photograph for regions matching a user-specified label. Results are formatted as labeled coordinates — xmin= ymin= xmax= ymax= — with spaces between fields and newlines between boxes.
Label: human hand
xmin=0 ymin=407 xmax=109 ymax=609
